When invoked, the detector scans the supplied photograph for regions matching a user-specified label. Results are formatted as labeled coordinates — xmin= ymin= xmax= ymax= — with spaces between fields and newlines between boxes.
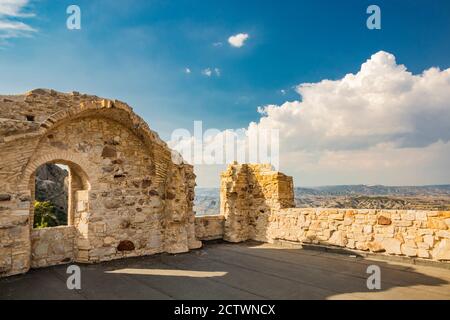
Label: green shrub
xmin=33 ymin=201 xmax=58 ymax=228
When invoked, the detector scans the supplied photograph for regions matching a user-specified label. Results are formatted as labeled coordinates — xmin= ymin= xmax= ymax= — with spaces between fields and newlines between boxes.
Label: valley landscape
xmin=194 ymin=185 xmax=450 ymax=215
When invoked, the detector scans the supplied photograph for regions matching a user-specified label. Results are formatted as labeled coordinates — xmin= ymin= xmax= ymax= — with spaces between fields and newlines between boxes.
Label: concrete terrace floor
xmin=1 ymin=241 xmax=450 ymax=300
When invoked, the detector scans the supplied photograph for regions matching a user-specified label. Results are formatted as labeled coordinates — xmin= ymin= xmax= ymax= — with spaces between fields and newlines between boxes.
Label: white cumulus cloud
xmin=172 ymin=51 xmax=450 ymax=186
xmin=256 ymin=51 xmax=450 ymax=152
xmin=246 ymin=51 xmax=450 ymax=185
xmin=228 ymin=33 xmax=249 ymax=48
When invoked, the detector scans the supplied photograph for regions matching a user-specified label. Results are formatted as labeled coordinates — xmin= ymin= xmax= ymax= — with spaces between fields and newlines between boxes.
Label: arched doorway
xmin=33 ymin=163 xmax=69 ymax=228
xmin=28 ymin=159 xmax=90 ymax=268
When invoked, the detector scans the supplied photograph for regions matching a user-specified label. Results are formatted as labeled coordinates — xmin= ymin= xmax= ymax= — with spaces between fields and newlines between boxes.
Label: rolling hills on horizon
xmin=194 ymin=184 xmax=450 ymax=215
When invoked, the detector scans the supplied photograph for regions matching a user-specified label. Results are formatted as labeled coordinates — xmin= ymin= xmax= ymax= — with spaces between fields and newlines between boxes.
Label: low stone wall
xmin=195 ymin=215 xmax=224 ymax=241
xmin=256 ymin=208 xmax=450 ymax=261
xmin=0 ymin=193 xmax=30 ymax=276
xmin=218 ymin=163 xmax=450 ymax=263
xmin=31 ymin=226 xmax=75 ymax=268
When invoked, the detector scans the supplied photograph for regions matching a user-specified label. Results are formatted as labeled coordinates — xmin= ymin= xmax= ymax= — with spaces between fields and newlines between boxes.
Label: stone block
xmin=436 ymin=230 xmax=450 ymax=239
xmin=328 ymin=230 xmax=347 ymax=247
xmin=382 ymin=238 xmax=402 ymax=255
xmin=401 ymin=245 xmax=417 ymax=257
xmin=428 ymin=218 xmax=447 ymax=230
xmin=417 ymin=248 xmax=430 ymax=259
xmin=431 ymin=239 xmax=450 ymax=261
xmin=363 ymin=225 xmax=373 ymax=234
xmin=377 ymin=215 xmax=391 ymax=225
xmin=367 ymin=241 xmax=384 ymax=252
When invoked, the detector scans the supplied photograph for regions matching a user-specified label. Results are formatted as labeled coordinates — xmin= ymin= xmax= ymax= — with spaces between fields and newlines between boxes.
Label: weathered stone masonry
xmin=216 ymin=163 xmax=450 ymax=262
xmin=0 ymin=89 xmax=201 ymax=277
xmin=2 ymin=88 xmax=449 ymax=279
xmin=194 ymin=215 xmax=224 ymax=241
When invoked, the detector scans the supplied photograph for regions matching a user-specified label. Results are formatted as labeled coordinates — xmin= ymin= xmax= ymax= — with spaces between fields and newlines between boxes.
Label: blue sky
xmin=1 ymin=0 xmax=450 ymax=186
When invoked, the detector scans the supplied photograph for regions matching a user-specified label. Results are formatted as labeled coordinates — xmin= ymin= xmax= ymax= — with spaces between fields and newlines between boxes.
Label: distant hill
xmin=194 ymin=185 xmax=450 ymax=215
xmin=194 ymin=188 xmax=220 ymax=216
xmin=294 ymin=184 xmax=450 ymax=196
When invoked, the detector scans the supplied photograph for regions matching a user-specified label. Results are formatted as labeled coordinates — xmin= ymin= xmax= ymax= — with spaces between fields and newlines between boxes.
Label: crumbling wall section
xmin=219 ymin=163 xmax=450 ymax=262
xmin=220 ymin=163 xmax=294 ymax=242
xmin=195 ymin=215 xmax=225 ymax=241
xmin=0 ymin=89 xmax=201 ymax=277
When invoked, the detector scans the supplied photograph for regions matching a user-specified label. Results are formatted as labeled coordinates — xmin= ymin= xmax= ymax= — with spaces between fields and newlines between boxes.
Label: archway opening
xmin=28 ymin=159 xmax=90 ymax=268
xmin=29 ymin=160 xmax=90 ymax=230
xmin=33 ymin=163 xmax=70 ymax=228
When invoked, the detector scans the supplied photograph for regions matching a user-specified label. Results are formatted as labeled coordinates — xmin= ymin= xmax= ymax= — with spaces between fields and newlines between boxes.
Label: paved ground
xmin=1 ymin=241 xmax=450 ymax=300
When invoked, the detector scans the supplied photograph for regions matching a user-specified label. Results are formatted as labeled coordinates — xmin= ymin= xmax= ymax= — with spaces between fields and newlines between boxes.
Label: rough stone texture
xmin=195 ymin=215 xmax=225 ymax=240
xmin=220 ymin=163 xmax=294 ymax=242
xmin=31 ymin=226 xmax=75 ymax=268
xmin=219 ymin=163 xmax=450 ymax=263
xmin=0 ymin=89 xmax=201 ymax=277
xmin=2 ymin=88 xmax=449 ymax=277
xmin=117 ymin=240 xmax=135 ymax=252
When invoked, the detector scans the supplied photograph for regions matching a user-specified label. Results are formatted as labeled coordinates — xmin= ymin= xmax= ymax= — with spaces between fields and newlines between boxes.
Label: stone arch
xmin=19 ymin=151 xmax=94 ymax=194
xmin=34 ymin=99 xmax=173 ymax=186
xmin=0 ymin=90 xmax=200 ymax=276
xmin=24 ymin=154 xmax=92 ymax=268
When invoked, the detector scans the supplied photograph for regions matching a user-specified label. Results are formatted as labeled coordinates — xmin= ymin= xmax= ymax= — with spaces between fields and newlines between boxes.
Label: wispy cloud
xmin=0 ymin=0 xmax=35 ymax=17
xmin=201 ymin=67 xmax=221 ymax=77
xmin=0 ymin=0 xmax=36 ymax=42
xmin=228 ymin=33 xmax=249 ymax=48
xmin=202 ymin=68 xmax=212 ymax=77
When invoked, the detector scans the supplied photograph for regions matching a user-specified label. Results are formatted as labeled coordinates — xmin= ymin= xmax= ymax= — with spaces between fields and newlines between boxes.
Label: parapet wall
xmin=194 ymin=215 xmax=224 ymax=241
xmin=219 ymin=163 xmax=450 ymax=262
xmin=260 ymin=208 xmax=450 ymax=260
xmin=31 ymin=226 xmax=75 ymax=268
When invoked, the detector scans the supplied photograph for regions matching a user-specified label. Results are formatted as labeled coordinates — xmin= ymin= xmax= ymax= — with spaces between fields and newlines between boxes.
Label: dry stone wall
xmin=220 ymin=163 xmax=450 ymax=262
xmin=0 ymin=89 xmax=201 ymax=277
xmin=194 ymin=215 xmax=224 ymax=241
xmin=262 ymin=208 xmax=450 ymax=261
xmin=31 ymin=226 xmax=75 ymax=268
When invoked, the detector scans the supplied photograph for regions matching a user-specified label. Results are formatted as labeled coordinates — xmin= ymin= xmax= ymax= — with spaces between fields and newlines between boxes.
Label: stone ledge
xmin=272 ymin=239 xmax=450 ymax=270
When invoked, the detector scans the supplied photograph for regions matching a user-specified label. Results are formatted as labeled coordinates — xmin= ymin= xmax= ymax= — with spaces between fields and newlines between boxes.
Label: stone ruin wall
xmin=0 ymin=89 xmax=201 ymax=277
xmin=194 ymin=215 xmax=224 ymax=241
xmin=216 ymin=163 xmax=450 ymax=262
xmin=2 ymin=88 xmax=449 ymax=278
xmin=219 ymin=163 xmax=294 ymax=242
xmin=31 ymin=226 xmax=75 ymax=268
